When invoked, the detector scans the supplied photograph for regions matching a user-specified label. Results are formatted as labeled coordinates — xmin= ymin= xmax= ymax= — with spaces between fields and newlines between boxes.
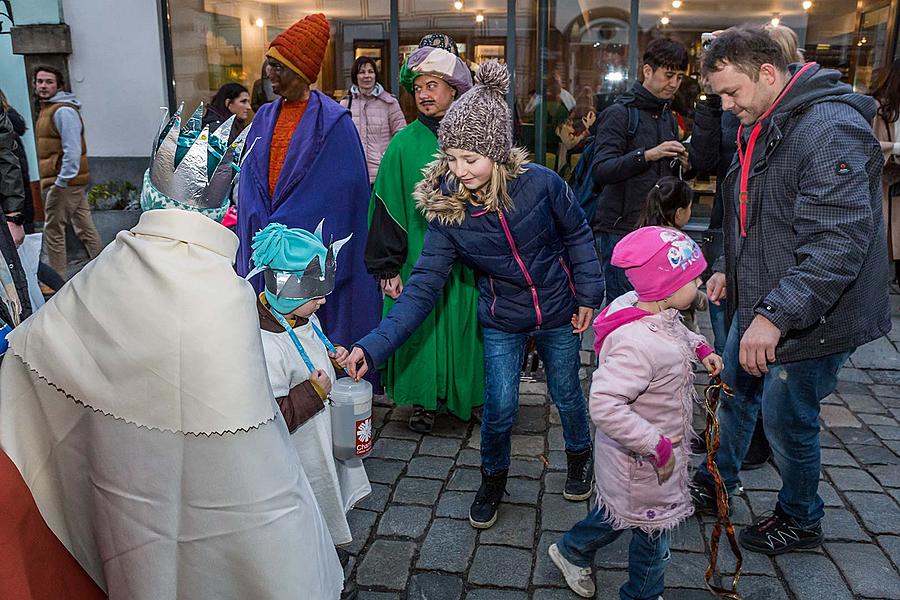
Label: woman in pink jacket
xmin=549 ymin=227 xmax=723 ymax=600
xmin=340 ymin=57 xmax=407 ymax=184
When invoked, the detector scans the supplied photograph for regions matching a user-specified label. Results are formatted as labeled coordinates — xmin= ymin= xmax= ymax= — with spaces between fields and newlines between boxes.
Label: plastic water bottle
xmin=330 ymin=377 xmax=374 ymax=460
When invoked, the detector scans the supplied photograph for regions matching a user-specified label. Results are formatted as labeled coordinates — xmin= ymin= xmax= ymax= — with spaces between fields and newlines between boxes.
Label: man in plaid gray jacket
xmin=690 ymin=26 xmax=891 ymax=555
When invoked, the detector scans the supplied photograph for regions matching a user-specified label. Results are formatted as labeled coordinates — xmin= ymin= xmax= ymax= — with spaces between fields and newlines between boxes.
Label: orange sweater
xmin=269 ymin=99 xmax=309 ymax=198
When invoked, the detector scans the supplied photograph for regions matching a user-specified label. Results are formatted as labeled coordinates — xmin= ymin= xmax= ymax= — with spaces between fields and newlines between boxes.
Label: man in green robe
xmin=365 ymin=36 xmax=483 ymax=433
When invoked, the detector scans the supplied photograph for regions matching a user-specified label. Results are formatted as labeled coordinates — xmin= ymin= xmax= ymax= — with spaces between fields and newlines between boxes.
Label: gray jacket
xmin=47 ymin=91 xmax=84 ymax=187
xmin=718 ymin=63 xmax=890 ymax=363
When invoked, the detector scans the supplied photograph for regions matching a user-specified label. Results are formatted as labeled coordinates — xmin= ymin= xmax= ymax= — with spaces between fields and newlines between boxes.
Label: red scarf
xmin=735 ymin=62 xmax=816 ymax=237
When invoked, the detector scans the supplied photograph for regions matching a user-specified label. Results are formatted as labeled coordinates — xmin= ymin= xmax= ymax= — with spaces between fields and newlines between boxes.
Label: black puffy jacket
xmin=591 ymin=82 xmax=680 ymax=234
xmin=358 ymin=150 xmax=604 ymax=367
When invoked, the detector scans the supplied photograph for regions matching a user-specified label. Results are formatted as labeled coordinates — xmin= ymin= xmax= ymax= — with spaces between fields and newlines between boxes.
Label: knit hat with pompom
xmin=437 ymin=60 xmax=512 ymax=163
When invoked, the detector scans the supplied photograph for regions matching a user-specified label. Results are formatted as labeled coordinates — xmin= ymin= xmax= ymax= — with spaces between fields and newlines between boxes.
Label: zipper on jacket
xmin=497 ymin=210 xmax=543 ymax=327
xmin=489 ymin=276 xmax=498 ymax=317
xmin=558 ymin=256 xmax=576 ymax=297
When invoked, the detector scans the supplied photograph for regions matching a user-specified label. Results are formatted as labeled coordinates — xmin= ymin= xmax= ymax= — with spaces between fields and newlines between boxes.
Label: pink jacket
xmin=590 ymin=292 xmax=712 ymax=534
xmin=340 ymin=85 xmax=407 ymax=183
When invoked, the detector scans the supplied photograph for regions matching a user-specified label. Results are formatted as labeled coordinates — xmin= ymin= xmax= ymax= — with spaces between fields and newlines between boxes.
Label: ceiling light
xmin=671 ymin=0 xmax=682 ymax=8
xmin=660 ymin=13 xmax=670 ymax=25
xmin=770 ymin=14 xmax=780 ymax=27
xmin=254 ymin=17 xmax=265 ymax=27
xmin=475 ymin=11 xmax=484 ymax=23
xmin=453 ymin=0 xmax=463 ymax=9
xmin=801 ymin=0 xmax=812 ymax=10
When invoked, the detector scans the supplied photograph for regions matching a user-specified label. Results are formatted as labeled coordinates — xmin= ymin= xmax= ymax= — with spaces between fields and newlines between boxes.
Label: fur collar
xmin=414 ymin=147 xmax=529 ymax=225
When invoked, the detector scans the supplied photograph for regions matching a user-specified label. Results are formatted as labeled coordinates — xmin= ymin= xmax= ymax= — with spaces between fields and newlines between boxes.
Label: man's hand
xmin=6 ymin=219 xmax=24 ymax=247
xmin=380 ymin=275 xmax=403 ymax=300
xmin=344 ymin=346 xmax=370 ymax=381
xmin=571 ymin=306 xmax=594 ymax=334
xmin=706 ymin=272 xmax=726 ymax=304
xmin=329 ymin=345 xmax=350 ymax=364
xmin=702 ymin=353 xmax=724 ymax=377
xmin=739 ymin=315 xmax=781 ymax=377
xmin=645 ymin=141 xmax=686 ymax=162
xmin=310 ymin=369 xmax=333 ymax=396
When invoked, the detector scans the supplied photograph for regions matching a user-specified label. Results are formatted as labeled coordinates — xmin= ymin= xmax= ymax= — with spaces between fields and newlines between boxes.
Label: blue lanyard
xmin=270 ymin=309 xmax=336 ymax=372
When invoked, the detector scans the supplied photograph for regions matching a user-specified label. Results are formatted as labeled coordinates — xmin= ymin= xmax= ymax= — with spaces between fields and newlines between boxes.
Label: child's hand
xmin=703 ymin=353 xmax=724 ymax=377
xmin=310 ymin=369 xmax=333 ymax=397
xmin=649 ymin=435 xmax=675 ymax=485
xmin=571 ymin=306 xmax=594 ymax=334
xmin=330 ymin=345 xmax=350 ymax=364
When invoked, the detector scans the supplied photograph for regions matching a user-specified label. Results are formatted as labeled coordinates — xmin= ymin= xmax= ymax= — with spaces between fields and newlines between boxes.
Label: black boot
xmin=469 ymin=468 xmax=508 ymax=529
xmin=564 ymin=448 xmax=594 ymax=501
xmin=742 ymin=418 xmax=772 ymax=471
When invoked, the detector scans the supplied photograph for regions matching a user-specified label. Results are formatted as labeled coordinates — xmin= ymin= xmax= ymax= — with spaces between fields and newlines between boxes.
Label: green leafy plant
xmin=87 ymin=180 xmax=140 ymax=210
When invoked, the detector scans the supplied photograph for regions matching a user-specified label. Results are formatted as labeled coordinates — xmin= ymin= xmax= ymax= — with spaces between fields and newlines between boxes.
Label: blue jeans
xmin=598 ymin=232 xmax=632 ymax=305
xmin=559 ymin=506 xmax=671 ymax=600
xmin=697 ymin=320 xmax=849 ymax=526
xmin=708 ymin=299 xmax=729 ymax=356
xmin=481 ymin=324 xmax=592 ymax=474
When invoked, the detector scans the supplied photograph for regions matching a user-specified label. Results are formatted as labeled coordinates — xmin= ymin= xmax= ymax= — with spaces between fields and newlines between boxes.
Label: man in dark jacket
xmin=691 ymin=26 xmax=890 ymax=556
xmin=592 ymin=38 xmax=689 ymax=303
xmin=0 ymin=111 xmax=32 ymax=332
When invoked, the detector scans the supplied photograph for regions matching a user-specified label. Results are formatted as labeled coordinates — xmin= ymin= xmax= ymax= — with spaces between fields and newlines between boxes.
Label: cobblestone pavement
xmin=344 ymin=293 xmax=900 ymax=600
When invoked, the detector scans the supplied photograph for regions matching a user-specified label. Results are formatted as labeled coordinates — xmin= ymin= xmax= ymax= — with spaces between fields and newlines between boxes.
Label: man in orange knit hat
xmin=237 ymin=13 xmax=380 ymax=352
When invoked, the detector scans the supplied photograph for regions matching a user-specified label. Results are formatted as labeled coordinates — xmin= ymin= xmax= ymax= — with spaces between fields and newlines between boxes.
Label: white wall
xmin=61 ymin=0 xmax=168 ymax=157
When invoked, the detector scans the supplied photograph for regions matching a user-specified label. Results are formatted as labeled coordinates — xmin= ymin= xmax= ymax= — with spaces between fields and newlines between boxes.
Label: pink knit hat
xmin=612 ymin=226 xmax=707 ymax=302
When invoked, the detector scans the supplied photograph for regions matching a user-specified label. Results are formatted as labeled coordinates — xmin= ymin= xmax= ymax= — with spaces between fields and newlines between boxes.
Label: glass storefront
xmin=165 ymin=0 xmax=898 ymax=163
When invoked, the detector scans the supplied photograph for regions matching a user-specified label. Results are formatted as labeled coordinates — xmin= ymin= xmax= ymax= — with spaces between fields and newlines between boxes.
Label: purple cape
xmin=237 ymin=90 xmax=381 ymax=347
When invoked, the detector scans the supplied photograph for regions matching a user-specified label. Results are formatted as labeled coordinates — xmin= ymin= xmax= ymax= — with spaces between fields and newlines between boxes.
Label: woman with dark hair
xmin=340 ymin=56 xmax=406 ymax=184
xmin=872 ymin=59 xmax=900 ymax=279
xmin=202 ymin=83 xmax=251 ymax=142
xmin=0 ymin=89 xmax=33 ymax=234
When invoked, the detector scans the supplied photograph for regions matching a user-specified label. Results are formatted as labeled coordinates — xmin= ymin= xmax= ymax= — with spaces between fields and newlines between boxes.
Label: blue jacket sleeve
xmin=355 ymin=222 xmax=459 ymax=366
xmin=549 ymin=175 xmax=605 ymax=308
xmin=592 ymin=104 xmax=651 ymax=186
xmin=758 ymin=118 xmax=875 ymax=333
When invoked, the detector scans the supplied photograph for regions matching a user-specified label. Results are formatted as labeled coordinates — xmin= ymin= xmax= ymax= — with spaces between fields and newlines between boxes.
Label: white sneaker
xmin=548 ymin=543 xmax=595 ymax=598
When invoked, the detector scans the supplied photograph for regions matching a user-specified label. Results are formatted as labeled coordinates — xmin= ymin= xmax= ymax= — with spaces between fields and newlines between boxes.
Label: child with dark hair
xmin=639 ymin=177 xmax=709 ymax=332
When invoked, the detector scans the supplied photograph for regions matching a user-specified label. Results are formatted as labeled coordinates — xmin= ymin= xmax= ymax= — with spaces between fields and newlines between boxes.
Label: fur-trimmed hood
xmin=413 ymin=147 xmax=529 ymax=225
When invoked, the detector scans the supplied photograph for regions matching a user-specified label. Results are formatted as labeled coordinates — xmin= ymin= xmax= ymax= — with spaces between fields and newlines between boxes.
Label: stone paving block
xmin=511 ymin=434 xmax=545 ymax=457
xmin=735 ymin=575 xmax=790 ymax=600
xmin=520 ymin=381 xmax=548 ymax=395
xmin=364 ymin=458 xmax=405 ymax=485
xmin=358 ymin=593 xmax=400 ymax=600
xmin=595 ymin=569 xmax=628 ymax=593
xmin=549 ymin=406 xmax=561 ymax=425
xmin=820 ymin=448 xmax=859 ymax=467
xmin=825 ymin=466 xmax=882 ymax=492
xmin=665 ymin=550 xmax=711 ymax=589
xmin=373 ymin=406 xmax=390 ymax=428
xmin=774 ymin=552 xmax=853 ymax=600
xmin=532 ymin=531 xmax=566 ymax=587
xmin=833 ymin=427 xmax=881 ymax=446
xmin=429 ymin=416 xmax=470 ymax=438
xmin=878 ymin=535 xmax=900 ymax=569
xmin=468 ymin=545 xmax=534 ymax=589
xmin=851 ymin=337 xmax=900 ymax=370
xmin=823 ymin=508 xmax=869 ymax=542
xmin=874 ymin=384 xmax=900 ymax=399
xmin=670 ymin=517 xmax=704 ymax=552
xmin=839 ymin=393 xmax=886 ymax=414
xmin=745 ymin=491 xmax=778 ymax=516
xmin=838 ymin=367 xmax=874 ymax=384
xmin=819 ymin=481 xmax=844 ymax=508
xmin=376 ymin=505 xmax=432 ymax=538
xmin=509 ymin=458 xmax=545 ymax=479
xmin=827 ymin=542 xmax=900 ymax=599
xmin=859 ymin=412 xmax=897 ymax=427
xmin=345 ymin=509 xmax=378 ymax=554
xmin=541 ymin=493 xmax=589 ymax=531
xmin=392 ymin=477 xmax=443 ymax=505
xmin=544 ymin=471 xmax=568 ymax=495
xmin=506 ymin=477 xmax=541 ymax=505
xmin=819 ymin=405 xmax=862 ymax=428
xmin=845 ymin=492 xmax=900 ymax=534
xmin=738 ymin=463 xmax=781 ymax=491
xmin=416 ymin=518 xmax=476 ymax=573
xmin=370 ymin=438 xmax=418 ymax=460
xmin=871 ymin=370 xmax=900 ymax=385
xmin=714 ymin=532 xmax=777 ymax=575
xmin=436 ymin=491 xmax=475 ymax=519
xmin=873 ymin=425 xmax=900 ymax=441
xmin=379 ymin=421 xmax=424 ymax=441
xmin=520 ymin=393 xmax=546 ymax=406
xmin=356 ymin=539 xmax=416 ymax=590
xmin=591 ymin=530 xmax=631 ymax=569
xmin=456 ymin=448 xmax=481 ymax=467
xmin=407 ymin=573 xmax=464 ymax=600
xmin=418 ymin=436 xmax=463 ymax=457
xmin=887 ymin=440 xmax=900 ymax=456
xmin=447 ymin=468 xmax=481 ymax=491
xmin=731 ymin=495 xmax=753 ymax=526
xmin=548 ymin=451 xmax=567 ymax=471
xmin=406 ymin=456 xmax=454 ymax=480
xmin=480 ymin=505 xmax=538 ymax=549
xmin=355 ymin=483 xmax=391 ymax=512
xmin=547 ymin=426 xmax=565 ymax=452
xmin=819 ymin=430 xmax=842 ymax=448
xmin=467 ymin=429 xmax=481 ymax=449
xmin=466 ymin=590 xmax=528 ymax=600
xmin=532 ymin=589 xmax=580 ymax=599
xmin=847 ymin=443 xmax=900 ymax=465
xmin=836 ymin=380 xmax=873 ymax=395
xmin=513 ymin=406 xmax=549 ymax=434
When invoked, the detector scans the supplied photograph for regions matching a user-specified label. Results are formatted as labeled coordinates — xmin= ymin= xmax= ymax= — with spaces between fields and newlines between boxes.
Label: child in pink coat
xmin=550 ymin=226 xmax=723 ymax=599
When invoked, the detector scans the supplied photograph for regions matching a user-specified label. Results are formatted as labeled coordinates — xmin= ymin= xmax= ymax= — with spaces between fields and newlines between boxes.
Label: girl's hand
xmin=703 ymin=353 xmax=724 ymax=377
xmin=310 ymin=369 xmax=333 ymax=396
xmin=571 ymin=306 xmax=594 ymax=334
xmin=344 ymin=347 xmax=370 ymax=381
xmin=329 ymin=345 xmax=350 ymax=364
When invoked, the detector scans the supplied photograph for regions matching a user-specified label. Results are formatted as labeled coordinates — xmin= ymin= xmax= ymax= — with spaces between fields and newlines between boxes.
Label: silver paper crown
xmin=148 ymin=103 xmax=250 ymax=210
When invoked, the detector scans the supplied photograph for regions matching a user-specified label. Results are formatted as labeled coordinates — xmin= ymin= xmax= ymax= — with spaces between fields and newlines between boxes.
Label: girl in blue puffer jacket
xmin=345 ymin=60 xmax=604 ymax=529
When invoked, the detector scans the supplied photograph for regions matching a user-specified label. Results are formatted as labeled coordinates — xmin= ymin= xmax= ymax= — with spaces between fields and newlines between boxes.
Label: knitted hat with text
xmin=266 ymin=13 xmax=330 ymax=83
xmin=437 ymin=60 xmax=512 ymax=163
